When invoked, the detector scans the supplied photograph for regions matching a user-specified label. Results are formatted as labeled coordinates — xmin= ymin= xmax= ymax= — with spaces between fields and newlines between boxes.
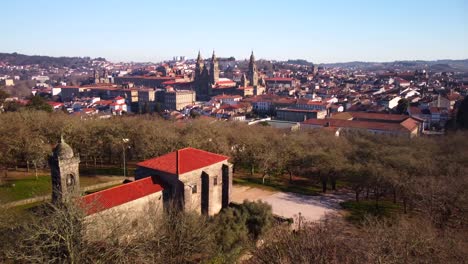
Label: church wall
xmin=179 ymin=161 xmax=230 ymax=216
xmin=84 ymin=191 xmax=163 ymax=241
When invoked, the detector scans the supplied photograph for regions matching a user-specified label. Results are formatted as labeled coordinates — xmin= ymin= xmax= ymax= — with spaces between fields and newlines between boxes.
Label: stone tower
xmin=248 ymin=51 xmax=259 ymax=87
xmin=195 ymin=51 xmax=205 ymax=81
xmin=210 ymin=50 xmax=220 ymax=85
xmin=49 ymin=136 xmax=80 ymax=203
xmin=240 ymin=73 xmax=248 ymax=87
xmin=94 ymin=69 xmax=100 ymax=84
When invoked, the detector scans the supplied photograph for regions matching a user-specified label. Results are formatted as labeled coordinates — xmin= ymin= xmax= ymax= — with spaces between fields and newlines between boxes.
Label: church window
xmin=214 ymin=176 xmax=218 ymax=186
xmin=192 ymin=184 xmax=197 ymax=194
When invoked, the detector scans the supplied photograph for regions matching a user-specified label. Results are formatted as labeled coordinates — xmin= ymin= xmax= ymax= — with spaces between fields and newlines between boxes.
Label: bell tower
xmin=248 ymin=51 xmax=259 ymax=87
xmin=210 ymin=50 xmax=220 ymax=85
xmin=49 ymin=136 xmax=80 ymax=203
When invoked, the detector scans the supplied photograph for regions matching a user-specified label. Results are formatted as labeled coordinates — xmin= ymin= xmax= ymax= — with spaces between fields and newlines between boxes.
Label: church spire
xmin=250 ymin=51 xmax=255 ymax=62
xmin=196 ymin=50 xmax=203 ymax=63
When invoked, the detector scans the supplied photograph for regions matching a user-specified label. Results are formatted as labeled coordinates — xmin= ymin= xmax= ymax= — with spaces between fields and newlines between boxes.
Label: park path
xmin=1 ymin=178 xmax=127 ymax=209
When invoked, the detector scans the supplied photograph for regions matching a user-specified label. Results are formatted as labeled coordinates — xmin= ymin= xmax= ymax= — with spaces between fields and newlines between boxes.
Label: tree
xmin=26 ymin=95 xmax=53 ymax=112
xmin=396 ymin=98 xmax=409 ymax=114
xmin=456 ymin=95 xmax=468 ymax=129
xmin=0 ymin=90 xmax=9 ymax=111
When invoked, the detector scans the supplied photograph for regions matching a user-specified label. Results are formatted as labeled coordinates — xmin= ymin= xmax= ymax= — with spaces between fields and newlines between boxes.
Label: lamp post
xmin=122 ymin=138 xmax=129 ymax=177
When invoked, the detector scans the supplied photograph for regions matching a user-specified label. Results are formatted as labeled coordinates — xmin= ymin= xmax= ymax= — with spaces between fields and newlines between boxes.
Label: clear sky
xmin=2 ymin=0 xmax=467 ymax=63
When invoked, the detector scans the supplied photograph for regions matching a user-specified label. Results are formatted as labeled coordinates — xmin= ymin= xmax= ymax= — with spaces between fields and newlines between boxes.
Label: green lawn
xmin=233 ymin=174 xmax=322 ymax=196
xmin=340 ymin=200 xmax=400 ymax=223
xmin=0 ymin=175 xmax=117 ymax=203
xmin=79 ymin=166 xmax=135 ymax=177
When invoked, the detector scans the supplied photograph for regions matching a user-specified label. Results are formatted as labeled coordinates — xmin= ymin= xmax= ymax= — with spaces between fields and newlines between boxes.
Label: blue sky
xmin=2 ymin=0 xmax=467 ymax=63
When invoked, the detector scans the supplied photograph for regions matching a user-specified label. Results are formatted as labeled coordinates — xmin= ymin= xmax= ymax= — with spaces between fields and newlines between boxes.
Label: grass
xmin=233 ymin=172 xmax=322 ymax=196
xmin=79 ymin=166 xmax=135 ymax=177
xmin=340 ymin=200 xmax=400 ymax=223
xmin=83 ymin=183 xmax=122 ymax=195
xmin=0 ymin=175 xmax=119 ymax=203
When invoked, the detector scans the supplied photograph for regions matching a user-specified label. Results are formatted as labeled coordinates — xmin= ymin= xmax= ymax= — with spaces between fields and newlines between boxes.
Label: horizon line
xmin=2 ymin=50 xmax=468 ymax=66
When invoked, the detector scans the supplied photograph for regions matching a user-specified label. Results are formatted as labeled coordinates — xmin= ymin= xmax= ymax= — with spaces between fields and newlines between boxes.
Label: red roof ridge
xmin=137 ymin=147 xmax=229 ymax=175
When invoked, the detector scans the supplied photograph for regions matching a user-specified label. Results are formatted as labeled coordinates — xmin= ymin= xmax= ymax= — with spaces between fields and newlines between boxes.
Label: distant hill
xmin=286 ymin=59 xmax=314 ymax=66
xmin=322 ymin=59 xmax=468 ymax=72
xmin=0 ymin=52 xmax=106 ymax=68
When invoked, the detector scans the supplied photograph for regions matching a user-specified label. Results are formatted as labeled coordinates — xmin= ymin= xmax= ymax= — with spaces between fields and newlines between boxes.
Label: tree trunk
xmin=33 ymin=161 xmax=38 ymax=180
xmin=331 ymin=177 xmax=336 ymax=191
xmin=26 ymin=160 xmax=30 ymax=172
xmin=250 ymin=165 xmax=254 ymax=176
xmin=403 ymin=198 xmax=408 ymax=214
xmin=321 ymin=176 xmax=327 ymax=193
xmin=355 ymin=191 xmax=360 ymax=202
xmin=262 ymin=173 xmax=267 ymax=185
xmin=393 ymin=189 xmax=397 ymax=204
xmin=289 ymin=170 xmax=293 ymax=184
xmin=366 ymin=188 xmax=370 ymax=200
xmin=375 ymin=192 xmax=380 ymax=209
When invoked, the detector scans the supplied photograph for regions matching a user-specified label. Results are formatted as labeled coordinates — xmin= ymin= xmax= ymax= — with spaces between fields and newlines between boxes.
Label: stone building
xmin=135 ymin=148 xmax=233 ymax=216
xmin=157 ymin=89 xmax=196 ymax=111
xmin=194 ymin=51 xmax=265 ymax=99
xmin=49 ymin=137 xmax=80 ymax=203
xmin=49 ymin=141 xmax=233 ymax=238
xmin=49 ymin=143 xmax=233 ymax=217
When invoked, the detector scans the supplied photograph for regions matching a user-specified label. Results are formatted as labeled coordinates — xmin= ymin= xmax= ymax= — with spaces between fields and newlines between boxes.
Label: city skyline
xmin=2 ymin=0 xmax=467 ymax=63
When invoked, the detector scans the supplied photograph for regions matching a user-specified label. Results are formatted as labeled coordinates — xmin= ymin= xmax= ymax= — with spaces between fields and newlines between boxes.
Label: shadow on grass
xmin=79 ymin=167 xmax=136 ymax=177
xmin=340 ymin=200 xmax=400 ymax=224
xmin=234 ymin=176 xmax=321 ymax=196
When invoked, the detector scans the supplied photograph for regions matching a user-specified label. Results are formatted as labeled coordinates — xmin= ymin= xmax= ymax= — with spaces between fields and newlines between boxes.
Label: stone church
xmin=50 ymin=138 xmax=233 ymax=218
xmin=193 ymin=51 xmax=265 ymax=99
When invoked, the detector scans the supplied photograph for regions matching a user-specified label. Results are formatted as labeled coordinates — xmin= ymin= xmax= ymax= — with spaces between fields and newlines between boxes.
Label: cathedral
xmin=92 ymin=68 xmax=111 ymax=84
xmin=193 ymin=51 xmax=265 ymax=99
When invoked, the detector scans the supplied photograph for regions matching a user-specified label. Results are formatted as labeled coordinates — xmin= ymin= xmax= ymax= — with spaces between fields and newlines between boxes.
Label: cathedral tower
xmin=49 ymin=136 xmax=80 ymax=203
xmin=210 ymin=50 xmax=220 ymax=85
xmin=94 ymin=69 xmax=100 ymax=84
xmin=248 ymin=51 xmax=259 ymax=87
xmin=195 ymin=51 xmax=205 ymax=81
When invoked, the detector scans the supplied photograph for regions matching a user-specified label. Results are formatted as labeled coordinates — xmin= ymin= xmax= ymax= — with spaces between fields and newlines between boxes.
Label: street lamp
xmin=122 ymin=138 xmax=129 ymax=177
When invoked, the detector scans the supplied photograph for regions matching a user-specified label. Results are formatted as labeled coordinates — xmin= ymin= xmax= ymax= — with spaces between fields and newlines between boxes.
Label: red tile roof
xmin=137 ymin=147 xmax=229 ymax=175
xmin=80 ymin=177 xmax=164 ymax=215
xmin=265 ymin=77 xmax=294 ymax=82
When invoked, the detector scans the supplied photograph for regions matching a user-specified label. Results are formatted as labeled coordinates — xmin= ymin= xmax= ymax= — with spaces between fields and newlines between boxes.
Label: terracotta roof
xmin=265 ymin=77 xmax=294 ymax=82
xmin=80 ymin=177 xmax=164 ymax=215
xmin=346 ymin=112 xmax=409 ymax=122
xmin=137 ymin=147 xmax=229 ymax=175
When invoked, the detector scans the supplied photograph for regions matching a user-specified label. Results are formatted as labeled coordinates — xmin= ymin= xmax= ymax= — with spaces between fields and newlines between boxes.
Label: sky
xmin=2 ymin=0 xmax=468 ymax=63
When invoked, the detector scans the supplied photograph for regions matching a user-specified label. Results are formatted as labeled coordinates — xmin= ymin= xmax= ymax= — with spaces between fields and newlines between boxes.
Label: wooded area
xmin=0 ymin=111 xmax=467 ymax=263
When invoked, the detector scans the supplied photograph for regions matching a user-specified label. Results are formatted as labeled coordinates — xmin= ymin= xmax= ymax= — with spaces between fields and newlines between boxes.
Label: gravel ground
xmin=232 ymin=185 xmax=352 ymax=223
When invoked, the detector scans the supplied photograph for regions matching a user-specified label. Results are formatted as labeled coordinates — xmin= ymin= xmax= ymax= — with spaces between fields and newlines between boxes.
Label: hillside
xmin=321 ymin=59 xmax=468 ymax=72
xmin=0 ymin=52 xmax=105 ymax=68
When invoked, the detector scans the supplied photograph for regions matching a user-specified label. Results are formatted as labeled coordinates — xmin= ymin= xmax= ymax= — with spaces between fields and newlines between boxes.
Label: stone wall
xmin=84 ymin=191 xmax=163 ymax=241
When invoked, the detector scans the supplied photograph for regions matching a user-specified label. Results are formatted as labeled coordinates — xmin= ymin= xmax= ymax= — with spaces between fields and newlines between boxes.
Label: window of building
xmin=192 ymin=184 xmax=197 ymax=194
xmin=214 ymin=176 xmax=218 ymax=186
